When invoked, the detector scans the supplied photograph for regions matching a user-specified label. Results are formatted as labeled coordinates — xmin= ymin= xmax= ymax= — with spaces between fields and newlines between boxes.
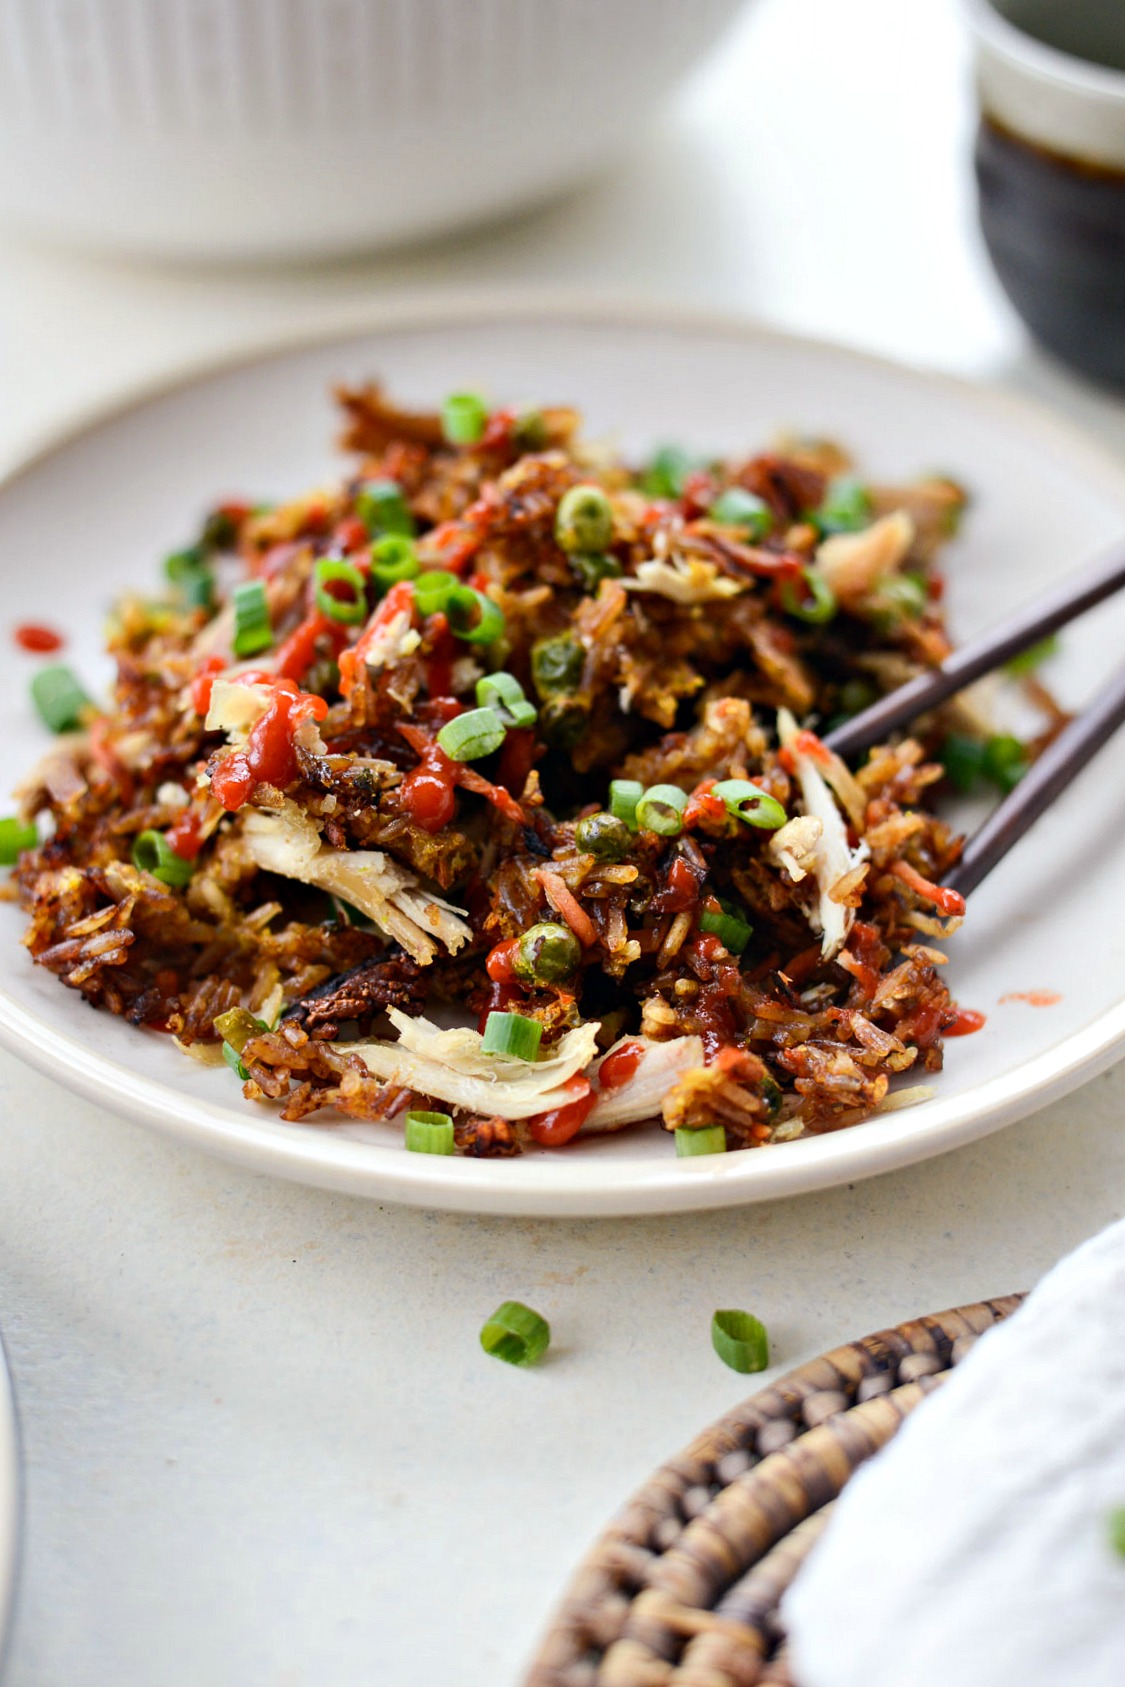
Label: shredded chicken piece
xmin=769 ymin=816 xmax=823 ymax=883
xmin=580 ymin=1035 xmax=705 ymax=1133
xmin=816 ymin=510 xmax=916 ymax=607
xmin=778 ymin=709 xmax=868 ymax=959
xmin=623 ymin=552 xmax=745 ymax=603
xmin=240 ymin=801 xmax=470 ymax=965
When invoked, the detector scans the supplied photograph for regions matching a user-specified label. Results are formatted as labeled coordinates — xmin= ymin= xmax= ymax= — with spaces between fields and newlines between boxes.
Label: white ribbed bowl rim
xmin=2 ymin=293 xmax=1125 ymax=1217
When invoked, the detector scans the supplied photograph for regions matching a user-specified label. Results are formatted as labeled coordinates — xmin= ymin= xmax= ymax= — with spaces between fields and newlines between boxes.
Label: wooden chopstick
xmin=822 ymin=537 xmax=1125 ymax=760
xmin=943 ymin=659 xmax=1125 ymax=897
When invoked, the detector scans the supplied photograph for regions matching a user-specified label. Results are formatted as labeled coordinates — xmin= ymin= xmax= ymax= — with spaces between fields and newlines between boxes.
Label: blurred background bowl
xmin=0 ymin=0 xmax=747 ymax=263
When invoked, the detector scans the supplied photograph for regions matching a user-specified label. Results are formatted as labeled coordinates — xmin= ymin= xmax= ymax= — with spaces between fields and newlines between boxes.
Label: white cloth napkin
xmin=784 ymin=1218 xmax=1125 ymax=1686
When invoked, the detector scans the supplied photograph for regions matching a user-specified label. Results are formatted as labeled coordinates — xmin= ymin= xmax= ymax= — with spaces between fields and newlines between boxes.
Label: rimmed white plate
xmin=2 ymin=299 xmax=1124 ymax=1216
xmin=0 ymin=1331 xmax=18 ymax=1670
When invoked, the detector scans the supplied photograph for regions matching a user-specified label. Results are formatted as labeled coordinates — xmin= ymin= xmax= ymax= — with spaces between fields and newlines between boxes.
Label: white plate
xmin=2 ymin=300 xmax=1125 ymax=1217
xmin=0 ymin=1331 xmax=18 ymax=1670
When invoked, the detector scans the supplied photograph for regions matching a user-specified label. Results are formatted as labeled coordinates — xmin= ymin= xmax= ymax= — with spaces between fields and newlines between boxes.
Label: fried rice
xmin=11 ymin=383 xmax=1009 ymax=1156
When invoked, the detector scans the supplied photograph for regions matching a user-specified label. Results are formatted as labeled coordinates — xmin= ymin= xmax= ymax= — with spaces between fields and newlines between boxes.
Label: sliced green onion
xmin=709 ymin=487 xmax=772 ymax=541
xmin=436 ymin=707 xmax=507 ymax=762
xmin=609 ymin=779 xmax=644 ymax=831
xmin=163 ymin=545 xmax=206 ymax=583
xmin=712 ymin=779 xmax=787 ymax=831
xmin=180 ymin=567 xmax=216 ymax=611
xmin=222 ymin=1040 xmax=250 ymax=1080
xmin=413 ymin=569 xmax=460 ymax=615
xmin=356 ymin=478 xmax=415 ymax=538
xmin=514 ymin=922 xmax=581 ymax=985
xmin=480 ymin=1300 xmax=550 ymax=1367
xmin=370 ymin=535 xmax=420 ymax=594
xmin=942 ymin=732 xmax=986 ymax=794
xmin=815 ymin=475 xmax=872 ymax=535
xmin=405 ymin=1110 xmax=455 ymax=1154
xmin=640 ymin=444 xmax=693 ymax=500
xmin=1109 ymin=1506 xmax=1125 ymax=1560
xmin=1005 ymin=633 xmax=1060 ymax=676
xmin=132 ymin=829 xmax=194 ymax=887
xmin=531 ymin=633 xmax=584 ymax=698
xmin=232 ymin=580 xmax=273 ymax=657
xmin=447 ymin=586 xmax=505 ymax=645
xmin=675 ymin=1125 xmax=727 ymax=1157
xmin=442 ymin=391 xmax=489 ymax=446
xmin=513 ymin=409 xmax=548 ymax=450
xmin=30 ymin=664 xmax=91 ymax=734
xmin=711 ymin=1309 xmax=769 ymax=1374
xmin=636 ymin=784 xmax=688 ymax=837
xmin=555 ymin=484 xmax=614 ymax=554
xmin=481 ymin=1010 xmax=542 ymax=1061
xmin=539 ymin=694 xmax=588 ymax=750
xmin=0 ymin=816 xmax=38 ymax=865
xmin=699 ymin=903 xmax=753 ymax=955
xmin=874 ymin=571 xmax=928 ymax=621
xmin=983 ymin=733 xmax=1028 ymax=794
xmin=314 ymin=557 xmax=368 ymax=624
xmin=476 ymin=672 xmax=537 ymax=729
xmin=779 ymin=566 xmax=837 ymax=624
xmin=574 ymin=811 xmax=631 ymax=861
xmin=570 ymin=551 xmax=623 ymax=592
xmin=213 ymin=1006 xmax=268 ymax=1054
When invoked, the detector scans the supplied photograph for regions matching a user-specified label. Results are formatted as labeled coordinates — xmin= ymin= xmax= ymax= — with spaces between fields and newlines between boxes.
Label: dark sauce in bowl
xmin=975 ymin=114 xmax=1125 ymax=388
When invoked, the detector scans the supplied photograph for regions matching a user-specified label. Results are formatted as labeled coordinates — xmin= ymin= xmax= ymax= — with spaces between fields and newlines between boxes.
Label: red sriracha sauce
xmin=400 ymin=739 xmax=458 ymax=832
xmin=273 ymin=610 xmax=349 ymax=685
xmin=597 ymin=1039 xmax=644 ymax=1091
xmin=338 ymin=579 xmax=415 ymax=699
xmin=485 ymin=938 xmax=522 ymax=984
xmin=528 ymin=1077 xmax=596 ymax=1147
xmin=191 ymin=655 xmax=227 ymax=717
xmin=945 ymin=1008 xmax=986 ymax=1036
xmin=15 ymin=622 xmax=64 ymax=654
xmin=166 ymin=805 xmax=206 ymax=861
xmin=210 ymin=678 xmax=328 ymax=811
xmin=423 ymin=612 xmax=455 ymax=699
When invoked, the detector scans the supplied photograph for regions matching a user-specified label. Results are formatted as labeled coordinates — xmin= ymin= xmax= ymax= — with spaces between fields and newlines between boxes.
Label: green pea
xmin=574 ymin=811 xmax=631 ymax=861
xmin=538 ymin=694 xmax=589 ymax=750
xmin=555 ymin=484 xmax=614 ymax=554
xmin=570 ymin=552 xmax=623 ymax=593
xmin=531 ymin=633 xmax=585 ymax=698
xmin=640 ymin=445 xmax=693 ymax=500
xmin=514 ymin=921 xmax=582 ymax=984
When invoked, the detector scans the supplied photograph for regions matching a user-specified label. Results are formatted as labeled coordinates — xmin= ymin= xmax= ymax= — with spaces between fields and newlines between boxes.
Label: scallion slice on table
xmin=476 ymin=671 xmax=537 ymax=729
xmin=404 ymin=1111 xmax=455 ymax=1155
xmin=356 ymin=478 xmax=415 ymax=538
xmin=370 ymin=535 xmax=420 ymax=593
xmin=30 ymin=664 xmax=91 ymax=733
xmin=608 ymin=779 xmax=643 ymax=830
xmin=446 ymin=585 xmax=505 ymax=645
xmin=480 ymin=1300 xmax=550 ymax=1367
xmin=481 ymin=1010 xmax=542 ymax=1061
xmin=314 ymin=558 xmax=368 ymax=624
xmin=712 ymin=779 xmax=787 ymax=831
xmin=635 ymin=784 xmax=687 ymax=837
xmin=131 ymin=830 xmax=194 ymax=887
xmin=675 ymin=1125 xmax=727 ymax=1157
xmin=441 ymin=391 xmax=489 ymax=446
xmin=231 ymin=580 xmax=273 ymax=657
xmin=711 ymin=1309 xmax=770 ymax=1374
xmin=0 ymin=817 xmax=38 ymax=864
xmin=436 ymin=707 xmax=507 ymax=762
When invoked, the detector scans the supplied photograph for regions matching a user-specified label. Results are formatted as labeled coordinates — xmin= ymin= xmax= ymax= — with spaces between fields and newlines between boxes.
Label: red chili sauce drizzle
xmin=597 ymin=1039 xmax=644 ymax=1091
xmin=528 ymin=1077 xmax=595 ymax=1147
xmin=15 ymin=622 xmax=64 ymax=654
xmin=945 ymin=1008 xmax=986 ymax=1036
xmin=210 ymin=677 xmax=328 ymax=811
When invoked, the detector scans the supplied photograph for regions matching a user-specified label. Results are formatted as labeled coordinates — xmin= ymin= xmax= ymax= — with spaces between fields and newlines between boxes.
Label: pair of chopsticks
xmin=821 ymin=541 xmax=1125 ymax=899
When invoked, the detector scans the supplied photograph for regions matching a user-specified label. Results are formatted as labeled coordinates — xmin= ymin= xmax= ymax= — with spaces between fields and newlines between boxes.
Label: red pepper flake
xmin=14 ymin=622 xmax=64 ymax=654
xmin=683 ymin=778 xmax=727 ymax=828
xmin=890 ymin=860 xmax=966 ymax=918
xmin=528 ymin=1077 xmax=595 ymax=1147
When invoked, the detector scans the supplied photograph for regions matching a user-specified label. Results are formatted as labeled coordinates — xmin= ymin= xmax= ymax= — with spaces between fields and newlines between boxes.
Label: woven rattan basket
xmin=525 ymin=1295 xmax=1024 ymax=1687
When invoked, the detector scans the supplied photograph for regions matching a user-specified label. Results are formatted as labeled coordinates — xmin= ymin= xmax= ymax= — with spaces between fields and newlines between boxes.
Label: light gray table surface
xmin=1 ymin=3 xmax=1124 ymax=1684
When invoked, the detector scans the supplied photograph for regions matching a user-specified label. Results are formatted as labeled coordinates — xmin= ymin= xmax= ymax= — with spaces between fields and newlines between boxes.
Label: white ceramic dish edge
xmin=0 ymin=1330 xmax=20 ymax=1674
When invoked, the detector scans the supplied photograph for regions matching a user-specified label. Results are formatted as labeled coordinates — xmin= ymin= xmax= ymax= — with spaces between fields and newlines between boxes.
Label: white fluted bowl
xmin=0 ymin=0 xmax=746 ymax=261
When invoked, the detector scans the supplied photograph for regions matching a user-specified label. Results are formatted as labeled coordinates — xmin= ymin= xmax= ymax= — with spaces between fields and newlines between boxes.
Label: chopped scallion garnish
xmin=699 ymin=902 xmax=753 ymax=955
xmin=1004 ymin=633 xmax=1059 ymax=676
xmin=779 ymin=566 xmax=837 ymax=624
xmin=480 ymin=1300 xmax=550 ymax=1366
xmin=635 ymin=783 xmax=688 ymax=837
xmin=711 ymin=1309 xmax=769 ymax=1374
xmin=436 ymin=706 xmax=507 ymax=762
xmin=481 ymin=1010 xmax=542 ymax=1061
xmin=132 ymin=829 xmax=194 ymax=887
xmin=30 ymin=664 xmax=91 ymax=734
xmin=709 ymin=486 xmax=772 ymax=541
xmin=413 ymin=569 xmax=460 ymax=616
xmin=446 ymin=585 xmax=505 ymax=645
xmin=314 ymin=557 xmax=368 ymax=624
xmin=942 ymin=733 xmax=986 ymax=793
xmin=231 ymin=580 xmax=273 ymax=658
xmin=814 ymin=475 xmax=872 ymax=535
xmin=712 ymin=779 xmax=787 ymax=831
xmin=222 ymin=1040 xmax=250 ymax=1081
xmin=356 ymin=478 xmax=415 ymax=538
xmin=405 ymin=1111 xmax=455 ymax=1154
xmin=570 ymin=551 xmax=623 ymax=593
xmin=213 ymin=1007 xmax=268 ymax=1054
xmin=608 ymin=779 xmax=644 ymax=831
xmin=0 ymin=816 xmax=38 ymax=865
xmin=441 ymin=392 xmax=489 ymax=446
xmin=476 ymin=671 xmax=537 ymax=729
xmin=370 ymin=535 xmax=420 ymax=593
xmin=555 ymin=484 xmax=614 ymax=554
xmin=640 ymin=444 xmax=693 ymax=500
xmin=983 ymin=733 xmax=1028 ymax=794
xmin=675 ymin=1125 xmax=727 ymax=1157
